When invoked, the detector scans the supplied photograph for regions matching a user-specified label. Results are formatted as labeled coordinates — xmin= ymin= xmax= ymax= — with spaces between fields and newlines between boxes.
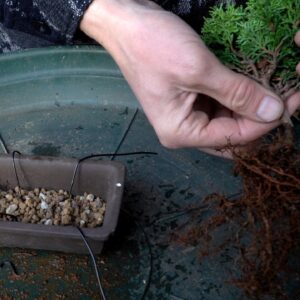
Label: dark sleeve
xmin=0 ymin=0 xmax=93 ymax=44
xmin=0 ymin=0 xmax=248 ymax=53
xmin=154 ymin=0 xmax=247 ymax=33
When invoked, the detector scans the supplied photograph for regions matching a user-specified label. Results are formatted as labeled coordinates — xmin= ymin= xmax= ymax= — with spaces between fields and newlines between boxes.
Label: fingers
xmin=287 ymin=91 xmax=300 ymax=113
xmin=165 ymin=90 xmax=300 ymax=149
xmin=295 ymin=31 xmax=300 ymax=74
xmin=188 ymin=30 xmax=300 ymax=126
xmin=200 ymin=63 xmax=285 ymax=123
xmin=200 ymin=31 xmax=300 ymax=123
xmin=297 ymin=63 xmax=300 ymax=75
xmin=197 ymin=147 xmax=233 ymax=159
xmin=199 ymin=140 xmax=262 ymax=160
xmin=295 ymin=31 xmax=300 ymax=46
xmin=199 ymin=92 xmax=300 ymax=157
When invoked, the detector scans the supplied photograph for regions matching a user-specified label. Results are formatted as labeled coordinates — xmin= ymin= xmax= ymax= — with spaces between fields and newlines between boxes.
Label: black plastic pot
xmin=0 ymin=154 xmax=125 ymax=254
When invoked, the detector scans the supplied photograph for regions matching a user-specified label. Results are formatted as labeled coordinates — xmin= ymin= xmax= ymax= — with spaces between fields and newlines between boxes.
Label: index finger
xmin=177 ymin=93 xmax=300 ymax=148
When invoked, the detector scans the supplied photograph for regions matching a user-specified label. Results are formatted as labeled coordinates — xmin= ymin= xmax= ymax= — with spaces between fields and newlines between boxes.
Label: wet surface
xmin=0 ymin=46 xmax=299 ymax=300
xmin=0 ymin=104 xmax=247 ymax=299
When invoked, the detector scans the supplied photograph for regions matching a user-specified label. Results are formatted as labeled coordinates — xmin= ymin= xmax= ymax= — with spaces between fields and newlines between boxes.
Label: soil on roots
xmin=174 ymin=125 xmax=300 ymax=300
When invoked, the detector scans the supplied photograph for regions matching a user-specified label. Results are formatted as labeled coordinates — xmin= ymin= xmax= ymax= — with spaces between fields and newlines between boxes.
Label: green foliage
xmin=202 ymin=0 xmax=300 ymax=92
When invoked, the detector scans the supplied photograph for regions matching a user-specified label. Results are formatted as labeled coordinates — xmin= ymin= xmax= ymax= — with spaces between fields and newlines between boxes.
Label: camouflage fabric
xmin=0 ymin=0 xmax=246 ymax=53
xmin=0 ymin=0 xmax=93 ymax=52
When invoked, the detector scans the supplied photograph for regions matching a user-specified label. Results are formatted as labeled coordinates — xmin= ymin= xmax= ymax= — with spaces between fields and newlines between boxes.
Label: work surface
xmin=0 ymin=47 xmax=298 ymax=299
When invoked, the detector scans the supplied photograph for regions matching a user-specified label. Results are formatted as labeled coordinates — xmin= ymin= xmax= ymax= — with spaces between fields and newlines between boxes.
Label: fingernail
xmin=256 ymin=96 xmax=283 ymax=122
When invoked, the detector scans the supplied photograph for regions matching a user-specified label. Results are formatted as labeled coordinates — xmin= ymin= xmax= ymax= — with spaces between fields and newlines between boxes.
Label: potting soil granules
xmin=0 ymin=187 xmax=106 ymax=228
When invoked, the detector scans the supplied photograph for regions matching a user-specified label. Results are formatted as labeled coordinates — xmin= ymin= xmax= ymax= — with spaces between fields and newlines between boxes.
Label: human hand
xmin=80 ymin=0 xmax=300 ymax=155
xmin=294 ymin=30 xmax=300 ymax=86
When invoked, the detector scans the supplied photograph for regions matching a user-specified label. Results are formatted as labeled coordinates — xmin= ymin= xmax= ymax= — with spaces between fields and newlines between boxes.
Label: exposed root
xmin=174 ymin=125 xmax=300 ymax=299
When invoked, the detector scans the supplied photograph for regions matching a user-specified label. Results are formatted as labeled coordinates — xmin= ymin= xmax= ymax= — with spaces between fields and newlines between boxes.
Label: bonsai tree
xmin=202 ymin=0 xmax=300 ymax=101
xmin=176 ymin=1 xmax=300 ymax=299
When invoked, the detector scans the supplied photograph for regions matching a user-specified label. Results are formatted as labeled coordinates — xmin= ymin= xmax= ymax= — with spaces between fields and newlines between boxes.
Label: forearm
xmin=78 ymin=0 xmax=300 ymax=154
xmin=79 ymin=0 xmax=168 ymax=76
xmin=79 ymin=0 xmax=117 ymax=50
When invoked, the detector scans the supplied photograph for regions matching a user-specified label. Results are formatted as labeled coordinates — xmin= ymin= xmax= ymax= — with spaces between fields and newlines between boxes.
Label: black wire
xmin=0 ymin=142 xmax=20 ymax=281
xmin=2 ymin=124 xmax=155 ymax=299
xmin=12 ymin=150 xmax=21 ymax=189
xmin=76 ymin=226 xmax=106 ymax=300
xmin=70 ymin=150 xmax=157 ymax=300
xmin=5 ymin=106 xmax=153 ymax=298
xmin=0 ymin=260 xmax=19 ymax=275
xmin=8 ymin=147 xmax=157 ymax=299
xmin=121 ymin=208 xmax=153 ymax=300
xmin=69 ymin=151 xmax=157 ymax=195
xmin=0 ymin=133 xmax=9 ymax=154
xmin=110 ymin=109 xmax=139 ymax=161
xmin=9 ymin=148 xmax=107 ymax=298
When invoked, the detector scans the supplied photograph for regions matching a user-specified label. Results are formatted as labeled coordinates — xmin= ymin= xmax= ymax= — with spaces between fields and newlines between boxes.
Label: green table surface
xmin=0 ymin=46 xmax=298 ymax=300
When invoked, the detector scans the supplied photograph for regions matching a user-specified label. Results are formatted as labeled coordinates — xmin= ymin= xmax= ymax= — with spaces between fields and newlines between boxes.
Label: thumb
xmin=204 ymin=65 xmax=284 ymax=123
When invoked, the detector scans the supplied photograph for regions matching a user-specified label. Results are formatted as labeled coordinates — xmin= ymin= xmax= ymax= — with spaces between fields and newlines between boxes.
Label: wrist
xmin=80 ymin=0 xmax=120 ymax=49
xmin=79 ymin=0 xmax=162 ymax=53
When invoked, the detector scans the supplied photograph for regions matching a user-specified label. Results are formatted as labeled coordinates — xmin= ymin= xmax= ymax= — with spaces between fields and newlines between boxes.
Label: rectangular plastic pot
xmin=0 ymin=154 xmax=125 ymax=254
